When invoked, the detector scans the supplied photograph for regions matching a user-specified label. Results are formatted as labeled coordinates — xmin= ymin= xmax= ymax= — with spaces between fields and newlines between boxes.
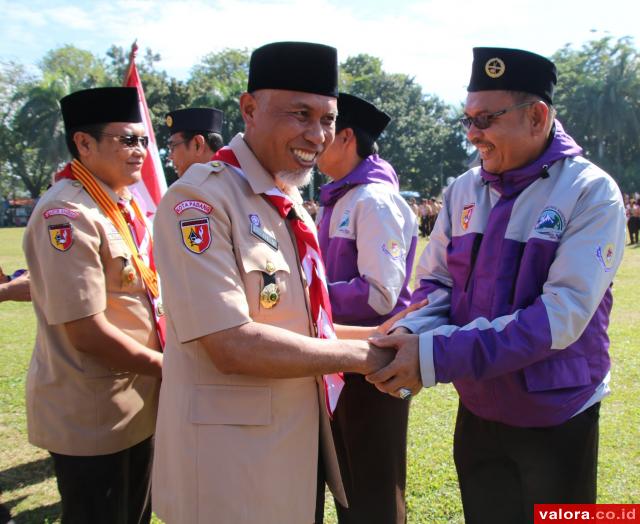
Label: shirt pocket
xmin=189 ymin=384 xmax=271 ymax=426
xmin=523 ymin=355 xmax=591 ymax=392
xmin=238 ymin=242 xmax=291 ymax=314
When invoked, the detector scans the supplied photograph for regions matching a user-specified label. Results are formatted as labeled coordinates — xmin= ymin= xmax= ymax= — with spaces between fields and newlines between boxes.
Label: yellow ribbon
xmin=71 ymin=160 xmax=159 ymax=298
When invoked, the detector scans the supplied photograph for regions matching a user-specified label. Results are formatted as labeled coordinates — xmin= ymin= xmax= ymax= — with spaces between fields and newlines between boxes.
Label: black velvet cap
xmin=248 ymin=42 xmax=338 ymax=97
xmin=337 ymin=93 xmax=391 ymax=142
xmin=60 ymin=87 xmax=142 ymax=130
xmin=467 ymin=47 xmax=557 ymax=104
xmin=165 ymin=108 xmax=223 ymax=135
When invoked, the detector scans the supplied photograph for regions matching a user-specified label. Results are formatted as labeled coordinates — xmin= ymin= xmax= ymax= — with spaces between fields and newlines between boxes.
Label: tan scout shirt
xmin=23 ymin=176 xmax=160 ymax=456
xmin=152 ymin=134 xmax=345 ymax=524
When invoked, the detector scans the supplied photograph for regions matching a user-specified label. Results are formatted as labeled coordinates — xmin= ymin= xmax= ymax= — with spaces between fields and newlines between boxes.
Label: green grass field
xmin=1 ymin=228 xmax=638 ymax=523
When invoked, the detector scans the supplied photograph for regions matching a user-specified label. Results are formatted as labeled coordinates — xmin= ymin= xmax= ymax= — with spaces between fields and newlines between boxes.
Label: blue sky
xmin=1 ymin=0 xmax=638 ymax=104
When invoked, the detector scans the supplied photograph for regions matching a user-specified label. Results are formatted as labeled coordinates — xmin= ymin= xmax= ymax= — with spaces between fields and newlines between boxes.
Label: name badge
xmin=251 ymin=223 xmax=279 ymax=251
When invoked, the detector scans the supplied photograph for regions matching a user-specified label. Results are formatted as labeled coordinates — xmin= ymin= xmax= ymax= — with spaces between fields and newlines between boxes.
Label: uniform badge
xmin=48 ymin=223 xmax=73 ymax=251
xmin=534 ymin=207 xmax=566 ymax=240
xmin=382 ymin=239 xmax=403 ymax=260
xmin=265 ymin=261 xmax=276 ymax=274
xmin=180 ymin=218 xmax=212 ymax=254
xmin=43 ymin=208 xmax=79 ymax=220
xmin=174 ymin=200 xmax=213 ymax=215
xmin=461 ymin=203 xmax=475 ymax=231
xmin=596 ymin=243 xmax=615 ymax=272
xmin=485 ymin=58 xmax=506 ymax=78
xmin=251 ymin=223 xmax=279 ymax=251
xmin=260 ymin=283 xmax=280 ymax=309
xmin=338 ymin=210 xmax=351 ymax=233
xmin=165 ymin=115 xmax=173 ymax=127
xmin=249 ymin=214 xmax=261 ymax=227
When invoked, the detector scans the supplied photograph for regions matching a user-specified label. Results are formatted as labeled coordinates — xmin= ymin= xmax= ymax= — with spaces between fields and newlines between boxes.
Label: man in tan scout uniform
xmin=165 ymin=107 xmax=224 ymax=177
xmin=23 ymin=87 xmax=162 ymax=524
xmin=152 ymin=42 xmax=395 ymax=524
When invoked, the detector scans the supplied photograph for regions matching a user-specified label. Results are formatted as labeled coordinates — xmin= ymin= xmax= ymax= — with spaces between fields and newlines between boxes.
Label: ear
xmin=240 ymin=92 xmax=258 ymax=127
xmin=73 ymin=131 xmax=95 ymax=158
xmin=192 ymin=134 xmax=206 ymax=151
xmin=529 ymin=101 xmax=550 ymax=136
xmin=340 ymin=127 xmax=355 ymax=145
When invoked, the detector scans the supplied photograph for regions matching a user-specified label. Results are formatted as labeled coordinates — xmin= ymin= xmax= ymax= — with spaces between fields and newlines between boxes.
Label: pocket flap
xmin=190 ymin=384 xmax=271 ymax=426
xmin=239 ymin=242 xmax=290 ymax=274
xmin=524 ymin=356 xmax=591 ymax=392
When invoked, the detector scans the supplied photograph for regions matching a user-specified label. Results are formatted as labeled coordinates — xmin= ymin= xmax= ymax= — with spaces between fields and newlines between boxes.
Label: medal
xmin=121 ymin=262 xmax=137 ymax=286
xmin=260 ymin=283 xmax=280 ymax=309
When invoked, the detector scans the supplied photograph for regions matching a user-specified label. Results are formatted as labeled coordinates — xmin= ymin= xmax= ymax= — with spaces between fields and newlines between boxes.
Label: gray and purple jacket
xmin=396 ymin=122 xmax=626 ymax=427
xmin=317 ymin=155 xmax=418 ymax=326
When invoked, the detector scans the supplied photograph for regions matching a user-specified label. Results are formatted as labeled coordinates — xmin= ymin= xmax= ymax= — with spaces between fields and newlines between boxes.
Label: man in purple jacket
xmin=316 ymin=93 xmax=418 ymax=524
xmin=368 ymin=48 xmax=627 ymax=523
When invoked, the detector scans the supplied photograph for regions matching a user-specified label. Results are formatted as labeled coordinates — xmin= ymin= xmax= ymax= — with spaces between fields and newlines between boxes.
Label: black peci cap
xmin=337 ymin=93 xmax=391 ymax=142
xmin=60 ymin=87 xmax=142 ymax=130
xmin=467 ymin=47 xmax=557 ymax=104
xmin=248 ymin=41 xmax=338 ymax=97
xmin=165 ymin=108 xmax=223 ymax=135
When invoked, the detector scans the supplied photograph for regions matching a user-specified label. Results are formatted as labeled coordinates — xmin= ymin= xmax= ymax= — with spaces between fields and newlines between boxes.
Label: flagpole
xmin=124 ymin=40 xmax=138 ymax=87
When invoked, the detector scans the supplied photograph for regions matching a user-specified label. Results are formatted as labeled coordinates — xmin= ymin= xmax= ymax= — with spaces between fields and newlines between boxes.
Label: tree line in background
xmin=0 ymin=36 xmax=638 ymax=200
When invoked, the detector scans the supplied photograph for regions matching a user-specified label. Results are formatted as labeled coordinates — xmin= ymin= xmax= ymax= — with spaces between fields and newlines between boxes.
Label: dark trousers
xmin=454 ymin=402 xmax=599 ymax=524
xmin=50 ymin=436 xmax=153 ymax=524
xmin=331 ymin=374 xmax=409 ymax=524
xmin=628 ymin=216 xmax=640 ymax=244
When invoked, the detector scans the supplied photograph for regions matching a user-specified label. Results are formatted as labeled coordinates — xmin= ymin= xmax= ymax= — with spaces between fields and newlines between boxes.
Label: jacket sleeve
xmin=329 ymin=192 xmax=416 ymax=322
xmin=417 ymin=173 xmax=627 ymax=388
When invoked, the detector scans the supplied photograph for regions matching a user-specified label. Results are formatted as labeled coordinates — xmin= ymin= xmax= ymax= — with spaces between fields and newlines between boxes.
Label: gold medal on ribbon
xmin=260 ymin=283 xmax=280 ymax=309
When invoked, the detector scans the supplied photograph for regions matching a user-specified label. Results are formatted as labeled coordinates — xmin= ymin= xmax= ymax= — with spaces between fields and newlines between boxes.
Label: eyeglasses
xmin=167 ymin=139 xmax=188 ymax=153
xmin=99 ymin=132 xmax=150 ymax=149
xmin=459 ymin=101 xmax=537 ymax=130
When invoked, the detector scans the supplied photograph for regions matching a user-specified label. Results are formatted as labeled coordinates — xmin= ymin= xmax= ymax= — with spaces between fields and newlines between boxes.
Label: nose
xmin=466 ymin=123 xmax=483 ymax=143
xmin=304 ymin=119 xmax=326 ymax=146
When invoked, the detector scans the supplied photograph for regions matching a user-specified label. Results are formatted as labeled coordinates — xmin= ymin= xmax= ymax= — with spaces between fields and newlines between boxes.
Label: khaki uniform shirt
xmin=23 ymin=176 xmax=161 ymax=456
xmin=152 ymin=134 xmax=345 ymax=524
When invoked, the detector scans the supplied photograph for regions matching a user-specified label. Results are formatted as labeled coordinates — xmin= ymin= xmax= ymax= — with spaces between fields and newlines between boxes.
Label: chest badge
xmin=461 ymin=203 xmax=475 ymax=231
xmin=534 ymin=207 xmax=565 ymax=240
xmin=251 ymin=223 xmax=279 ymax=251
xmin=180 ymin=218 xmax=212 ymax=254
xmin=48 ymin=223 xmax=73 ymax=251
xmin=260 ymin=283 xmax=280 ymax=309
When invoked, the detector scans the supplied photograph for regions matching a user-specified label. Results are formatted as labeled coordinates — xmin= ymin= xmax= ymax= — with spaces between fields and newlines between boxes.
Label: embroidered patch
xmin=382 ymin=239 xmax=403 ymax=260
xmin=251 ymin=223 xmax=279 ymax=251
xmin=180 ymin=218 xmax=212 ymax=254
xmin=461 ymin=203 xmax=475 ymax=231
xmin=174 ymin=200 xmax=213 ymax=215
xmin=534 ymin=207 xmax=566 ymax=240
xmin=338 ymin=210 xmax=351 ymax=232
xmin=249 ymin=214 xmax=261 ymax=227
xmin=43 ymin=208 xmax=79 ymax=220
xmin=48 ymin=223 xmax=73 ymax=251
xmin=596 ymin=243 xmax=615 ymax=272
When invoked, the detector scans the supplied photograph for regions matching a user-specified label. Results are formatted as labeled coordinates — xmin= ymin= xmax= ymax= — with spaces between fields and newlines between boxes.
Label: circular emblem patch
xmin=165 ymin=115 xmax=173 ymax=127
xmin=485 ymin=58 xmax=506 ymax=78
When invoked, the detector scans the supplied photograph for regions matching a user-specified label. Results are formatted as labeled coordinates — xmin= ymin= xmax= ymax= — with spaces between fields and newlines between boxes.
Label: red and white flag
xmin=124 ymin=41 xmax=167 ymax=219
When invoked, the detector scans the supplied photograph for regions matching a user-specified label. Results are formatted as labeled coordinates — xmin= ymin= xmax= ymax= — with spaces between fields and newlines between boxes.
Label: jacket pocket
xmin=189 ymin=384 xmax=271 ymax=426
xmin=524 ymin=355 xmax=591 ymax=392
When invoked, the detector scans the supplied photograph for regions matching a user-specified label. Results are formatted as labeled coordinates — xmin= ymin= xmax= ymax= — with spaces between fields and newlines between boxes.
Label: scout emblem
xmin=485 ymin=57 xmax=505 ymax=78
xmin=180 ymin=218 xmax=212 ymax=254
xmin=461 ymin=203 xmax=475 ymax=231
xmin=382 ymin=239 xmax=403 ymax=260
xmin=596 ymin=243 xmax=615 ymax=272
xmin=260 ymin=283 xmax=280 ymax=309
xmin=249 ymin=214 xmax=261 ymax=227
xmin=48 ymin=223 xmax=73 ymax=251
xmin=165 ymin=115 xmax=173 ymax=127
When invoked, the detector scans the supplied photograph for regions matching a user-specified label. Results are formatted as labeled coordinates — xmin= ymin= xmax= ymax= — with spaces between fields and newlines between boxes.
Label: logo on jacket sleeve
xmin=461 ymin=203 xmax=475 ymax=231
xmin=382 ymin=239 xmax=403 ymax=260
xmin=534 ymin=207 xmax=566 ymax=240
xmin=596 ymin=243 xmax=615 ymax=272
xmin=48 ymin=223 xmax=73 ymax=251
xmin=180 ymin=218 xmax=211 ymax=254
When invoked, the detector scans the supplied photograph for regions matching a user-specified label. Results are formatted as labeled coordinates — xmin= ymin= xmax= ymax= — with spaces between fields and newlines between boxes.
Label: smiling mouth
xmin=292 ymin=148 xmax=317 ymax=164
